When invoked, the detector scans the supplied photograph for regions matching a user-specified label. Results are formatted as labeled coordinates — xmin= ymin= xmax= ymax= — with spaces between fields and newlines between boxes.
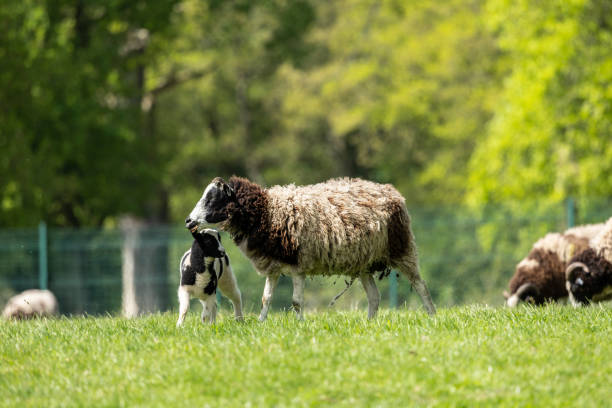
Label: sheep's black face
xmin=566 ymin=249 xmax=612 ymax=305
xmin=187 ymin=177 xmax=235 ymax=227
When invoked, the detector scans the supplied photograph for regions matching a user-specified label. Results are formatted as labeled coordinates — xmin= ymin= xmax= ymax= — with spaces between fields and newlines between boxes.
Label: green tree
xmin=277 ymin=0 xmax=502 ymax=204
xmin=468 ymin=0 xmax=612 ymax=206
xmin=149 ymin=0 xmax=316 ymax=221
xmin=0 ymin=0 xmax=178 ymax=227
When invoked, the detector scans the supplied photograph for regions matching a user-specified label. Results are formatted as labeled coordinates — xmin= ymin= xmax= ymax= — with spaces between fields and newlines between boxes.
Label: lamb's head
xmin=191 ymin=228 xmax=226 ymax=258
xmin=186 ymin=177 xmax=235 ymax=228
xmin=566 ymin=248 xmax=612 ymax=305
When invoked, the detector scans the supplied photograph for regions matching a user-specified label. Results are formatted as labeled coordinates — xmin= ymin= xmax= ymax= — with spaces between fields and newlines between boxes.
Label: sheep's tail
xmin=329 ymin=277 xmax=356 ymax=307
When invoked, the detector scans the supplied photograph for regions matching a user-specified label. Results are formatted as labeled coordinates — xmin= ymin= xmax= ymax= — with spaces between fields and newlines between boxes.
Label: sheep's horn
xmin=506 ymin=283 xmax=538 ymax=307
xmin=515 ymin=283 xmax=539 ymax=301
xmin=566 ymin=262 xmax=589 ymax=282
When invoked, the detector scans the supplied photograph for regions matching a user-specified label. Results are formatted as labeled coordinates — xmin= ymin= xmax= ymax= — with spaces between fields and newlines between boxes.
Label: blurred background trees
xmin=3 ymin=0 xmax=610 ymax=227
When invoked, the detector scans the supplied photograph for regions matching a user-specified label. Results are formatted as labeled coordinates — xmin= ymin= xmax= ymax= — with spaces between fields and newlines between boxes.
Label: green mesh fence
xmin=1 ymin=198 xmax=610 ymax=316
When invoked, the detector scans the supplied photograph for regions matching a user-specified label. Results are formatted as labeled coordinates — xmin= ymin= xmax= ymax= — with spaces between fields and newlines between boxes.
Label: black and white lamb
xmin=2 ymin=289 xmax=58 ymax=319
xmin=503 ymin=223 xmax=603 ymax=307
xmin=176 ymin=226 xmax=243 ymax=327
xmin=565 ymin=217 xmax=612 ymax=305
xmin=186 ymin=176 xmax=436 ymax=321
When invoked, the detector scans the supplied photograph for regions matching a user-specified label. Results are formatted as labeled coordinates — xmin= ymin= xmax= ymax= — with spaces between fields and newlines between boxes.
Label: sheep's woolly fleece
xmin=590 ymin=217 xmax=612 ymax=263
xmin=223 ymin=176 xmax=416 ymax=278
xmin=507 ymin=223 xmax=603 ymax=303
xmin=2 ymin=289 xmax=58 ymax=319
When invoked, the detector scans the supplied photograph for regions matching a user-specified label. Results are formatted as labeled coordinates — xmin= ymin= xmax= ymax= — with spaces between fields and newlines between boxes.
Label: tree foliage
xmin=1 ymin=0 xmax=611 ymax=228
xmin=468 ymin=0 xmax=612 ymax=206
xmin=1 ymin=0 xmax=178 ymax=227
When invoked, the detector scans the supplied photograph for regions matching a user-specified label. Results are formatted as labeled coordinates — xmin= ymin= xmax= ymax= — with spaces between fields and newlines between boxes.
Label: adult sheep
xmin=186 ymin=176 xmax=436 ymax=320
xmin=2 ymin=289 xmax=58 ymax=319
xmin=566 ymin=217 xmax=612 ymax=305
xmin=503 ymin=223 xmax=603 ymax=307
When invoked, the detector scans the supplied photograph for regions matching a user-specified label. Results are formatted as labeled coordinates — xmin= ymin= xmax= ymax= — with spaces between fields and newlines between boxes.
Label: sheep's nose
xmin=185 ymin=218 xmax=198 ymax=231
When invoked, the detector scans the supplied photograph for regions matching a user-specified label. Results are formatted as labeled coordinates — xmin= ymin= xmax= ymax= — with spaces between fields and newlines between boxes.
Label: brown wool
xmin=506 ymin=223 xmax=604 ymax=304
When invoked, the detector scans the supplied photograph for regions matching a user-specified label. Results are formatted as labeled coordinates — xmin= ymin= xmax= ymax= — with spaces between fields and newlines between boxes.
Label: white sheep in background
xmin=566 ymin=217 xmax=612 ymax=305
xmin=2 ymin=289 xmax=58 ymax=319
xmin=186 ymin=176 xmax=436 ymax=321
xmin=503 ymin=223 xmax=604 ymax=307
xmin=176 ymin=226 xmax=243 ymax=327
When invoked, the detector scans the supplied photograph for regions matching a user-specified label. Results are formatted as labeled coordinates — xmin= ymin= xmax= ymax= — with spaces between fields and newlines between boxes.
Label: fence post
xmin=38 ymin=221 xmax=48 ymax=290
xmin=389 ymin=270 xmax=398 ymax=308
xmin=566 ymin=197 xmax=575 ymax=228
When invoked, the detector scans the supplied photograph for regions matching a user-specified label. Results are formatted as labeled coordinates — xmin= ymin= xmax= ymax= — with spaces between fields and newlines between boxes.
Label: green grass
xmin=1 ymin=305 xmax=611 ymax=407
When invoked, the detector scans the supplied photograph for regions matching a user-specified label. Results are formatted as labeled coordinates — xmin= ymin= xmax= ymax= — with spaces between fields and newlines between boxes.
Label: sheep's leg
xmin=291 ymin=273 xmax=306 ymax=321
xmin=397 ymin=255 xmax=436 ymax=315
xmin=259 ymin=274 xmax=279 ymax=322
xmin=359 ymin=273 xmax=380 ymax=319
xmin=176 ymin=286 xmax=190 ymax=328
xmin=217 ymin=266 xmax=243 ymax=321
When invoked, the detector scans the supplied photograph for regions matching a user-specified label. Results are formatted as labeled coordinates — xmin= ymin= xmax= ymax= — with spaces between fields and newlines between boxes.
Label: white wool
xmin=264 ymin=177 xmax=409 ymax=277
xmin=2 ymin=289 xmax=58 ymax=319
xmin=590 ymin=217 xmax=612 ymax=263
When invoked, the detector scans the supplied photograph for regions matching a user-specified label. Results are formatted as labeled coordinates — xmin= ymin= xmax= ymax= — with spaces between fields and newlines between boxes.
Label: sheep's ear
xmin=223 ymin=183 xmax=235 ymax=198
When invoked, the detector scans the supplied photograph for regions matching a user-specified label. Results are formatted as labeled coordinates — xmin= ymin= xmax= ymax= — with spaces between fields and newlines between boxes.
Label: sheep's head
xmin=505 ymin=282 xmax=540 ymax=307
xmin=566 ymin=248 xmax=612 ymax=305
xmin=505 ymin=256 xmax=547 ymax=306
xmin=186 ymin=177 xmax=235 ymax=228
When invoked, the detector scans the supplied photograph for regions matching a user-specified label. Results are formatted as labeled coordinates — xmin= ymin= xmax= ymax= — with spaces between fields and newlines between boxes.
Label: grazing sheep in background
xmin=186 ymin=176 xmax=436 ymax=321
xmin=176 ymin=226 xmax=243 ymax=327
xmin=504 ymin=223 xmax=604 ymax=307
xmin=566 ymin=217 xmax=612 ymax=305
xmin=2 ymin=289 xmax=58 ymax=320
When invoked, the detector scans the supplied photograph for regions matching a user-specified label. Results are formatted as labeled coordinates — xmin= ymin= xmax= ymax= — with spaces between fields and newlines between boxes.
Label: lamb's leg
xmin=259 ymin=274 xmax=279 ymax=322
xmin=291 ymin=273 xmax=306 ymax=321
xmin=176 ymin=286 xmax=190 ymax=328
xmin=207 ymin=296 xmax=217 ymax=324
xmin=199 ymin=299 xmax=208 ymax=324
xmin=397 ymin=255 xmax=436 ymax=315
xmin=200 ymin=297 xmax=217 ymax=324
xmin=217 ymin=266 xmax=243 ymax=321
xmin=359 ymin=273 xmax=380 ymax=319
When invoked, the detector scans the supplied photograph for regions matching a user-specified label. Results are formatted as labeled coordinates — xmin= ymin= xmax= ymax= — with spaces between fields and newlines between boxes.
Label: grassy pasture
xmin=1 ymin=305 xmax=611 ymax=407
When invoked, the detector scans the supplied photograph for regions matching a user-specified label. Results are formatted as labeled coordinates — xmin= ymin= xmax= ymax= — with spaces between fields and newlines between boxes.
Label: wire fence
xmin=1 ymin=197 xmax=610 ymax=316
